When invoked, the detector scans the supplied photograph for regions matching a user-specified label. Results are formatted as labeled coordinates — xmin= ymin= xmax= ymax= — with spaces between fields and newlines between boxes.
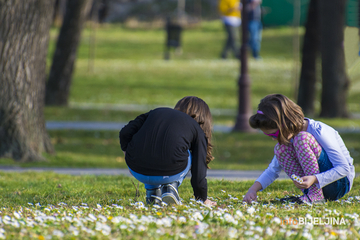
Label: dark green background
xmin=262 ymin=0 xmax=358 ymax=27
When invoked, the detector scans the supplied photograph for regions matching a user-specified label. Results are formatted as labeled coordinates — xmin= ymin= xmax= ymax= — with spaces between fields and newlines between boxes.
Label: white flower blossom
xmin=192 ymin=212 xmax=203 ymax=221
xmin=266 ymin=227 xmax=273 ymax=236
xmin=120 ymin=224 xmax=127 ymax=230
xmin=68 ymin=226 xmax=79 ymax=236
xmin=228 ymin=227 xmax=237 ymax=238
xmin=162 ymin=217 xmax=172 ymax=227
xmin=52 ymin=230 xmax=64 ymax=238
xmin=273 ymin=217 xmax=281 ymax=224
xmin=97 ymin=215 xmax=107 ymax=223
xmin=244 ymin=230 xmax=254 ymax=236
xmin=156 ymin=228 xmax=165 ymax=235
xmin=235 ymin=210 xmax=244 ymax=219
xmin=247 ymin=207 xmax=255 ymax=215
xmin=178 ymin=216 xmax=187 ymax=223
xmin=13 ymin=212 xmax=21 ymax=219
xmin=302 ymin=231 xmax=313 ymax=240
xmin=88 ymin=214 xmax=97 ymax=222
xmin=95 ymin=222 xmax=111 ymax=235
xmin=195 ymin=222 xmax=208 ymax=234
xmin=179 ymin=233 xmax=186 ymax=238
xmin=224 ymin=213 xmax=235 ymax=223
xmin=254 ymin=226 xmax=263 ymax=233
xmin=138 ymin=225 xmax=146 ymax=231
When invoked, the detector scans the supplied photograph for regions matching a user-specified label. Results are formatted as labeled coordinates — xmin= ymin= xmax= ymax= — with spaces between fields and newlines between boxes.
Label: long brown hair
xmin=249 ymin=94 xmax=304 ymax=145
xmin=174 ymin=96 xmax=214 ymax=166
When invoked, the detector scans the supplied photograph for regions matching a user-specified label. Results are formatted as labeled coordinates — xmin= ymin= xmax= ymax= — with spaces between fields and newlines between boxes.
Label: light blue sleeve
xmin=256 ymin=156 xmax=282 ymax=190
xmin=309 ymin=121 xmax=353 ymax=189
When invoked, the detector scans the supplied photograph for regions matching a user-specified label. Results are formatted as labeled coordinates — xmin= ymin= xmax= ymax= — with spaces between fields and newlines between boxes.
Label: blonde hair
xmin=249 ymin=94 xmax=304 ymax=145
xmin=174 ymin=96 xmax=214 ymax=166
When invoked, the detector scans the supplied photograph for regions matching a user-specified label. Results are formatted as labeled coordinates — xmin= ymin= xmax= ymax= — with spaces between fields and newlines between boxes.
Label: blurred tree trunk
xmin=297 ymin=0 xmax=320 ymax=117
xmin=0 ymin=0 xmax=55 ymax=162
xmin=319 ymin=0 xmax=350 ymax=117
xmin=46 ymin=0 xmax=92 ymax=106
xmin=53 ymin=0 xmax=67 ymax=27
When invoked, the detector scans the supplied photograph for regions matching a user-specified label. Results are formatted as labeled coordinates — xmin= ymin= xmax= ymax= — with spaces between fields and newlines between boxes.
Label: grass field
xmin=0 ymin=172 xmax=359 ymax=239
xmin=46 ymin=21 xmax=360 ymax=112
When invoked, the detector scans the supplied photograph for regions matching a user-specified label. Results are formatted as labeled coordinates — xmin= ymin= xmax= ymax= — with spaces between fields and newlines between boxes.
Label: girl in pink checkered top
xmin=243 ymin=94 xmax=355 ymax=205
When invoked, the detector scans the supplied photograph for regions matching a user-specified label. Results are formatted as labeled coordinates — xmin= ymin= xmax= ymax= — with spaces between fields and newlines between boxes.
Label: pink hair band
xmin=257 ymin=110 xmax=264 ymax=114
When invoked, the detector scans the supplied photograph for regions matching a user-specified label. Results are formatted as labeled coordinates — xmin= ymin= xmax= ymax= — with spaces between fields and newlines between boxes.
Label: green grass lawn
xmin=0 ymin=172 xmax=359 ymax=239
xmin=46 ymin=21 xmax=360 ymax=113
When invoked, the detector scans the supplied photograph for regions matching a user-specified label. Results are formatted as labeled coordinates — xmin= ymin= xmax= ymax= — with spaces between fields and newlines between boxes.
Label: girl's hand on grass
xmin=243 ymin=181 xmax=262 ymax=203
xmin=293 ymin=176 xmax=318 ymax=189
xmin=243 ymin=190 xmax=257 ymax=203
xmin=204 ymin=199 xmax=217 ymax=206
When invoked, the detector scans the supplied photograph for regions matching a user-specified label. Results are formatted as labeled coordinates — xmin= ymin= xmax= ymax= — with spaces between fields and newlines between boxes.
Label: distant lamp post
xmin=234 ymin=0 xmax=254 ymax=132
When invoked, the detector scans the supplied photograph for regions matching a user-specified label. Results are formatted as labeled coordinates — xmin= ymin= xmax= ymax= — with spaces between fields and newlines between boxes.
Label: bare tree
xmin=319 ymin=0 xmax=350 ymax=117
xmin=0 ymin=0 xmax=55 ymax=161
xmin=297 ymin=0 xmax=320 ymax=117
xmin=53 ymin=0 xmax=67 ymax=26
xmin=298 ymin=0 xmax=350 ymax=118
xmin=46 ymin=0 xmax=92 ymax=106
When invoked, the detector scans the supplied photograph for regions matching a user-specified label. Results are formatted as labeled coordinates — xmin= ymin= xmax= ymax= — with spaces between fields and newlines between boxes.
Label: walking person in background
xmin=218 ymin=0 xmax=241 ymax=59
xmin=119 ymin=96 xmax=217 ymax=207
xmin=247 ymin=0 xmax=262 ymax=59
xmin=243 ymin=94 xmax=355 ymax=205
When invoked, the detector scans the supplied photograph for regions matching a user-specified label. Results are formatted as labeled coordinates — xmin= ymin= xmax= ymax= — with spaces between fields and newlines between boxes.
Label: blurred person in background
xmin=218 ymin=0 xmax=241 ymax=59
xmin=247 ymin=0 xmax=262 ymax=59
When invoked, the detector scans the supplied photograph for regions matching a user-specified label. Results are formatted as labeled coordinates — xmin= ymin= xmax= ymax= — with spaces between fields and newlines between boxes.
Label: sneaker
xmin=280 ymin=195 xmax=325 ymax=206
xmin=146 ymin=188 xmax=162 ymax=205
xmin=280 ymin=195 xmax=312 ymax=206
xmin=280 ymin=196 xmax=301 ymax=203
xmin=161 ymin=182 xmax=181 ymax=205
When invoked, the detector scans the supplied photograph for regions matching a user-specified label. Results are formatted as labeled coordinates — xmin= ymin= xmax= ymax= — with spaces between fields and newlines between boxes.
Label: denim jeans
xmin=221 ymin=23 xmax=239 ymax=59
xmin=317 ymin=148 xmax=350 ymax=200
xmin=248 ymin=20 xmax=262 ymax=58
xmin=128 ymin=150 xmax=192 ymax=190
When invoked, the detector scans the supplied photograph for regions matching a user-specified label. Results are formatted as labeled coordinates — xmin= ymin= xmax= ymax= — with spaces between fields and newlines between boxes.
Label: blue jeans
xmin=128 ymin=151 xmax=192 ymax=190
xmin=221 ymin=23 xmax=239 ymax=59
xmin=315 ymin=148 xmax=350 ymax=200
xmin=304 ymin=149 xmax=350 ymax=201
xmin=248 ymin=20 xmax=262 ymax=58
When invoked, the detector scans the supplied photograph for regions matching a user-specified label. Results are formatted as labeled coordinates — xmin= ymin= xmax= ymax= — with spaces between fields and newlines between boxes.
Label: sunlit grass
xmin=68 ymin=58 xmax=294 ymax=110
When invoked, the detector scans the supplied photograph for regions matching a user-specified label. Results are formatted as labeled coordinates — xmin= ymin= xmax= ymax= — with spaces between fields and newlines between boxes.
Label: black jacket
xmin=119 ymin=108 xmax=208 ymax=201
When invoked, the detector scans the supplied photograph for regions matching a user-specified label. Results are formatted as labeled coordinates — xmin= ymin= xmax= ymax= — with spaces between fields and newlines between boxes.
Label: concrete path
xmin=46 ymin=121 xmax=234 ymax=133
xmin=0 ymin=167 xmax=288 ymax=180
xmin=46 ymin=121 xmax=360 ymax=133
xmin=48 ymin=102 xmax=360 ymax=133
